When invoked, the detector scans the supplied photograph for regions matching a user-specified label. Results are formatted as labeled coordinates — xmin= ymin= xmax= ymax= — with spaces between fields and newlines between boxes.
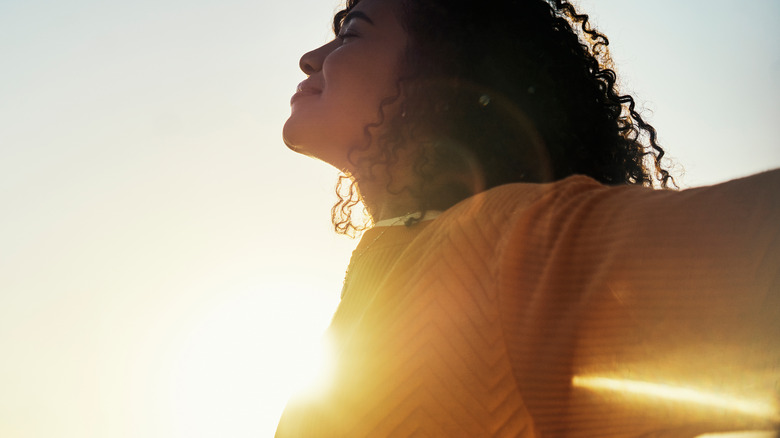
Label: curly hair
xmin=330 ymin=0 xmax=675 ymax=236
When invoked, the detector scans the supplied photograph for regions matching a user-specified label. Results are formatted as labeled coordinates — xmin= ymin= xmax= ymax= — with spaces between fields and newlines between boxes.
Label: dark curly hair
xmin=331 ymin=0 xmax=675 ymax=236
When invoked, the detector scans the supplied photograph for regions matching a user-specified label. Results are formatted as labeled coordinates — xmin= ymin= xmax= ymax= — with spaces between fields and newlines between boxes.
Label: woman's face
xmin=283 ymin=0 xmax=408 ymax=171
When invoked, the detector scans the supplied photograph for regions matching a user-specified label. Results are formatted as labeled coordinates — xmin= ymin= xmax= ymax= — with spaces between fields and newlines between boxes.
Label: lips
xmin=290 ymin=81 xmax=322 ymax=105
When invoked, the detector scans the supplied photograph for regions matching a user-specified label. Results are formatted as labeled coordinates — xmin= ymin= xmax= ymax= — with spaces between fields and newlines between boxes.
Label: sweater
xmin=275 ymin=171 xmax=780 ymax=437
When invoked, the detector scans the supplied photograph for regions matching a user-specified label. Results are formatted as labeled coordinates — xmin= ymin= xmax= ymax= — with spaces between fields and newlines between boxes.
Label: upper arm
xmin=497 ymin=170 xmax=780 ymax=436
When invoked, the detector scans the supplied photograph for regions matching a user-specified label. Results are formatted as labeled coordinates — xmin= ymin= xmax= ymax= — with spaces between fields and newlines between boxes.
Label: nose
xmin=299 ymin=41 xmax=336 ymax=75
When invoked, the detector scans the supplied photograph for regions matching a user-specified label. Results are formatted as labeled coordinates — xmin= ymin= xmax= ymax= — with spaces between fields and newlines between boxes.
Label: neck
xmin=355 ymin=179 xmax=418 ymax=224
xmin=366 ymin=195 xmax=418 ymax=224
xmin=373 ymin=210 xmax=442 ymax=227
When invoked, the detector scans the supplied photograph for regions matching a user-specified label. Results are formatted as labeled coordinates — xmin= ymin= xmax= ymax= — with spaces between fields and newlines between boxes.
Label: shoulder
xmin=440 ymin=174 xmax=605 ymax=222
xmin=423 ymin=169 xmax=780 ymax=267
xmin=407 ymin=175 xmax=612 ymax=280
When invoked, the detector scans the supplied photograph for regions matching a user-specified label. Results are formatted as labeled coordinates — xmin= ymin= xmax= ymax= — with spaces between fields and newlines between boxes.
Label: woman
xmin=277 ymin=0 xmax=780 ymax=436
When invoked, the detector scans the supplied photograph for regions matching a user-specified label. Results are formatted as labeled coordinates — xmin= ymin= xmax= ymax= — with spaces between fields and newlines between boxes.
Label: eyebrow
xmin=343 ymin=10 xmax=374 ymax=26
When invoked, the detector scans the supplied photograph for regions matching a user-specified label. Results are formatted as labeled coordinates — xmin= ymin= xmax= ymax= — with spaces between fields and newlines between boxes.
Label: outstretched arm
xmin=499 ymin=170 xmax=780 ymax=436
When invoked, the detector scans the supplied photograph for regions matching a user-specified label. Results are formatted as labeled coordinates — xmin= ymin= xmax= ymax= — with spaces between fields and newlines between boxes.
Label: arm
xmin=499 ymin=170 xmax=780 ymax=437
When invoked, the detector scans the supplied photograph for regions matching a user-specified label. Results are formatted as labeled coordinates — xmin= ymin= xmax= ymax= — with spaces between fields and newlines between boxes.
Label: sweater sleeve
xmin=498 ymin=170 xmax=780 ymax=437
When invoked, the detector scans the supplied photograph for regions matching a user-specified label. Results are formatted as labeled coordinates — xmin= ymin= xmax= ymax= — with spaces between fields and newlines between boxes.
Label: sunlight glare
xmin=695 ymin=432 xmax=779 ymax=438
xmin=572 ymin=376 xmax=779 ymax=421
xmin=287 ymin=331 xmax=336 ymax=399
xmin=165 ymin=280 xmax=339 ymax=437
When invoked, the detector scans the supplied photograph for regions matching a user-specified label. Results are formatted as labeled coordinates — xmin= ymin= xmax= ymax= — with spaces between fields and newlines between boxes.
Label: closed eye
xmin=338 ymin=32 xmax=358 ymax=41
xmin=336 ymin=10 xmax=372 ymax=42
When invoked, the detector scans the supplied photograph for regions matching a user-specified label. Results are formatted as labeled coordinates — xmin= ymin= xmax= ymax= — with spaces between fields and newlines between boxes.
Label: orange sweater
xmin=276 ymin=171 xmax=780 ymax=437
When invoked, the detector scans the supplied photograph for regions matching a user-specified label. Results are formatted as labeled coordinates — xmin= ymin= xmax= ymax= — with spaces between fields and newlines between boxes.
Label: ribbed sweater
xmin=275 ymin=171 xmax=780 ymax=437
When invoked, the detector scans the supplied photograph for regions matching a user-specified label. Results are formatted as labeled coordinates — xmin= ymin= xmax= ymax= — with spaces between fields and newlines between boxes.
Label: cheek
xmin=325 ymin=47 xmax=401 ymax=109
xmin=283 ymin=94 xmax=370 ymax=170
xmin=283 ymin=49 xmax=403 ymax=169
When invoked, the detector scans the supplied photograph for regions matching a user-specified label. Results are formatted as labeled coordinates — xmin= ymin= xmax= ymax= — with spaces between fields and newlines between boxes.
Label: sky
xmin=1 ymin=0 xmax=778 ymax=437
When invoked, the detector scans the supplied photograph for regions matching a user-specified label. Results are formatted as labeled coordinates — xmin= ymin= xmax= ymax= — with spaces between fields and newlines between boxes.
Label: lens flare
xmin=572 ymin=375 xmax=779 ymax=421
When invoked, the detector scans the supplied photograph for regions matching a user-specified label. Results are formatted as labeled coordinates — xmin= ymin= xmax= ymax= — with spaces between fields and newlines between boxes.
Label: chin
xmin=282 ymin=114 xmax=297 ymax=144
xmin=282 ymin=116 xmax=349 ymax=170
xmin=282 ymin=116 xmax=309 ymax=154
xmin=282 ymin=130 xmax=299 ymax=153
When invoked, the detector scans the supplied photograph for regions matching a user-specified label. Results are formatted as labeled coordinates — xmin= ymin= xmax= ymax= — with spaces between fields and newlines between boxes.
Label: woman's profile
xmin=276 ymin=0 xmax=780 ymax=436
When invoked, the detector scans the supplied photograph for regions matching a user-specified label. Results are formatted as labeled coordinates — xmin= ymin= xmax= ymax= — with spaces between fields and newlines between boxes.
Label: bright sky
xmin=0 ymin=0 xmax=778 ymax=437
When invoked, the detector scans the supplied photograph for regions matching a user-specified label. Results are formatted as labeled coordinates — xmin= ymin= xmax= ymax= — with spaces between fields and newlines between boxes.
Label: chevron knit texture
xmin=276 ymin=171 xmax=780 ymax=437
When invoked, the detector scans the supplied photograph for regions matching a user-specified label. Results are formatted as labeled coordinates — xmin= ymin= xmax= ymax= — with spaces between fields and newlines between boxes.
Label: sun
xmin=162 ymin=280 xmax=340 ymax=437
